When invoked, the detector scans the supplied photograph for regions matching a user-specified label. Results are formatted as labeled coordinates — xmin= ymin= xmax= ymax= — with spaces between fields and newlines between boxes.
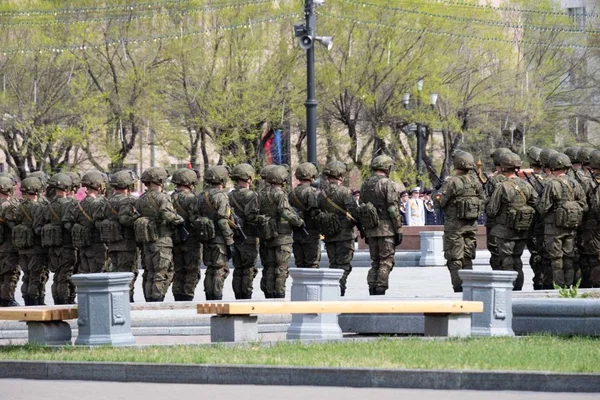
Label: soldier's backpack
xmin=554 ymin=181 xmax=583 ymax=229
xmin=455 ymin=197 xmax=483 ymax=220
xmin=356 ymin=202 xmax=379 ymax=229
xmin=41 ymin=205 xmax=63 ymax=247
xmin=71 ymin=223 xmax=92 ymax=248
xmin=98 ymin=202 xmax=123 ymax=243
xmin=134 ymin=217 xmax=158 ymax=243
xmin=193 ymin=216 xmax=216 ymax=242
xmin=12 ymin=205 xmax=35 ymax=249
xmin=256 ymin=215 xmax=278 ymax=241
xmin=315 ymin=211 xmax=341 ymax=237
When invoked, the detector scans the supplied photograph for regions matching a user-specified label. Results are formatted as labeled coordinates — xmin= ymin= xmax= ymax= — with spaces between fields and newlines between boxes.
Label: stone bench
xmin=0 ymin=306 xmax=77 ymax=345
xmin=197 ymin=300 xmax=483 ymax=342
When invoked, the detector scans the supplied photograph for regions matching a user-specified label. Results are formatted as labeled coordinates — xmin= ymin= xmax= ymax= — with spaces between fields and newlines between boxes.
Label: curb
xmin=0 ymin=361 xmax=599 ymax=392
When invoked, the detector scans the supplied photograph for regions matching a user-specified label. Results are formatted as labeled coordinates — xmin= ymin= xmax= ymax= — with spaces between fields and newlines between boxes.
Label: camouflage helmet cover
xmin=564 ymin=147 xmax=582 ymax=164
xmin=526 ymin=146 xmax=543 ymax=167
xmin=499 ymin=152 xmax=522 ymax=169
xmin=47 ymin=173 xmax=73 ymax=192
xmin=490 ymin=148 xmax=511 ymax=166
xmin=110 ymin=169 xmax=137 ymax=189
xmin=577 ymin=147 xmax=594 ymax=165
xmin=539 ymin=149 xmax=558 ymax=168
xmin=265 ymin=165 xmax=289 ymax=185
xmin=294 ymin=162 xmax=318 ymax=180
xmin=549 ymin=153 xmax=572 ymax=170
xmin=231 ymin=163 xmax=256 ymax=182
xmin=589 ymin=150 xmax=600 ymax=170
xmin=370 ymin=155 xmax=394 ymax=172
xmin=141 ymin=167 xmax=169 ymax=186
xmin=0 ymin=176 xmax=15 ymax=194
xmin=204 ymin=165 xmax=229 ymax=185
xmin=81 ymin=170 xmax=107 ymax=191
xmin=323 ymin=161 xmax=347 ymax=179
xmin=21 ymin=177 xmax=43 ymax=195
xmin=67 ymin=171 xmax=82 ymax=189
xmin=453 ymin=150 xmax=475 ymax=171
xmin=171 ymin=168 xmax=198 ymax=187
xmin=259 ymin=164 xmax=277 ymax=179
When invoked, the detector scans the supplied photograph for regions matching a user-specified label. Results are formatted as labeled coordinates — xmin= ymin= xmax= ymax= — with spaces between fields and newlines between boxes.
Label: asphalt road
xmin=3 ymin=380 xmax=598 ymax=399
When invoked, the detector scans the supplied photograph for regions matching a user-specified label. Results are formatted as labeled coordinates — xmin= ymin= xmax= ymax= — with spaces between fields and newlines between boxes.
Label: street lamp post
xmin=294 ymin=0 xmax=333 ymax=165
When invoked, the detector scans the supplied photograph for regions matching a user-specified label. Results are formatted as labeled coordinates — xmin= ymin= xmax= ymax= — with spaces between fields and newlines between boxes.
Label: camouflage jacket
xmin=40 ymin=196 xmax=78 ymax=248
xmin=538 ymin=174 xmax=587 ymax=234
xmin=228 ymin=187 xmax=259 ymax=243
xmin=486 ymin=176 xmax=538 ymax=239
xmin=136 ymin=189 xmax=184 ymax=247
xmin=259 ymin=185 xmax=303 ymax=246
xmin=434 ymin=172 xmax=485 ymax=232
xmin=14 ymin=198 xmax=45 ymax=254
xmin=359 ymin=174 xmax=403 ymax=238
xmin=103 ymin=193 xmax=138 ymax=251
xmin=0 ymin=197 xmax=20 ymax=253
xmin=171 ymin=188 xmax=200 ymax=248
xmin=318 ymin=183 xmax=357 ymax=242
xmin=484 ymin=172 xmax=506 ymax=227
xmin=198 ymin=186 xmax=234 ymax=245
xmin=289 ymin=183 xmax=320 ymax=232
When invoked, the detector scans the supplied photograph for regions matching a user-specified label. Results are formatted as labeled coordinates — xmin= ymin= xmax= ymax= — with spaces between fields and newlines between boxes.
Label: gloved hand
xmin=394 ymin=232 xmax=403 ymax=247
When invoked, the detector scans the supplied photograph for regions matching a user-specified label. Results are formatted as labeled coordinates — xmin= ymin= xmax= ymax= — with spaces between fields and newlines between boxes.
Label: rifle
xmin=472 ymin=167 xmax=487 ymax=188
xmin=177 ymin=224 xmax=190 ymax=242
xmin=522 ymin=171 xmax=542 ymax=195
xmin=587 ymin=168 xmax=600 ymax=194
xmin=228 ymin=212 xmax=247 ymax=241
xmin=427 ymin=165 xmax=443 ymax=190
xmin=571 ymin=168 xmax=584 ymax=185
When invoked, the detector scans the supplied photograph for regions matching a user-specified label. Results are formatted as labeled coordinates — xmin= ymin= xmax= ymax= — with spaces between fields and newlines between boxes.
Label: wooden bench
xmin=197 ymin=300 xmax=483 ymax=342
xmin=0 ymin=306 xmax=78 ymax=345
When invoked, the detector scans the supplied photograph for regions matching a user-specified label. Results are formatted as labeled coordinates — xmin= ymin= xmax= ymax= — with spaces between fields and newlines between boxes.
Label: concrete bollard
xmin=287 ymin=268 xmax=343 ymax=340
xmin=459 ymin=270 xmax=517 ymax=336
xmin=419 ymin=231 xmax=445 ymax=267
xmin=72 ymin=272 xmax=136 ymax=346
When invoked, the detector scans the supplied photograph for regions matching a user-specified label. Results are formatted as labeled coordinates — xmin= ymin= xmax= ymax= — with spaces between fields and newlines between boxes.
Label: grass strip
xmin=0 ymin=336 xmax=599 ymax=373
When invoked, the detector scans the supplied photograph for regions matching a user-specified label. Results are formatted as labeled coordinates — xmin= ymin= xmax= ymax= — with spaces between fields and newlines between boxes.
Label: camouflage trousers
xmin=0 ymin=252 xmax=19 ymax=302
xmin=203 ymin=242 xmax=229 ymax=300
xmin=292 ymin=230 xmax=321 ymax=268
xmin=232 ymin=240 xmax=258 ymax=299
xmin=325 ymin=240 xmax=355 ymax=296
xmin=19 ymin=252 xmax=47 ymax=301
xmin=494 ymin=236 xmax=526 ymax=291
xmin=109 ymin=249 xmax=139 ymax=302
xmin=366 ymin=237 xmax=394 ymax=294
xmin=528 ymin=224 xmax=546 ymax=289
xmin=577 ymin=229 xmax=600 ymax=288
xmin=172 ymin=243 xmax=201 ymax=300
xmin=544 ymin=230 xmax=576 ymax=288
xmin=141 ymin=243 xmax=174 ymax=301
xmin=48 ymin=246 xmax=77 ymax=304
xmin=486 ymin=225 xmax=501 ymax=270
xmin=79 ymin=242 xmax=108 ymax=274
xmin=443 ymin=229 xmax=476 ymax=292
xmin=260 ymin=244 xmax=292 ymax=298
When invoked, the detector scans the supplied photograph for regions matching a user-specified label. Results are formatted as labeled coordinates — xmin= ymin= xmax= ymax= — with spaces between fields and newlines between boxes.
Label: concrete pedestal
xmin=72 ymin=272 xmax=136 ymax=346
xmin=211 ymin=315 xmax=258 ymax=342
xmin=459 ymin=270 xmax=517 ymax=336
xmin=419 ymin=231 xmax=445 ymax=267
xmin=424 ymin=313 xmax=471 ymax=337
xmin=287 ymin=268 xmax=343 ymax=340
xmin=27 ymin=321 xmax=72 ymax=346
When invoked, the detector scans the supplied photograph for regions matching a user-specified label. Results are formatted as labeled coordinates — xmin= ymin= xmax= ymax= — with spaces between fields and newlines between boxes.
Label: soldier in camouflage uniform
xmin=100 ymin=170 xmax=140 ymax=302
xmin=359 ymin=155 xmax=404 ymax=296
xmin=318 ymin=161 xmax=357 ymax=296
xmin=486 ymin=153 xmax=538 ymax=290
xmin=66 ymin=171 xmax=82 ymax=304
xmin=484 ymin=148 xmax=511 ymax=271
xmin=197 ymin=166 xmax=234 ymax=300
xmin=538 ymin=153 xmax=587 ymax=288
xmin=524 ymin=146 xmax=546 ymax=290
xmin=576 ymin=149 xmax=599 ymax=289
xmin=434 ymin=151 xmax=485 ymax=292
xmin=38 ymin=173 xmax=78 ymax=304
xmin=587 ymin=150 xmax=600 ymax=287
xmin=11 ymin=177 xmax=46 ymax=305
xmin=229 ymin=164 xmax=260 ymax=299
xmin=65 ymin=171 xmax=108 ymax=274
xmin=136 ymin=167 xmax=184 ymax=302
xmin=258 ymin=166 xmax=304 ymax=298
xmin=27 ymin=171 xmax=50 ymax=304
xmin=0 ymin=177 xmax=20 ymax=306
xmin=290 ymin=163 xmax=321 ymax=269
xmin=170 ymin=168 xmax=201 ymax=301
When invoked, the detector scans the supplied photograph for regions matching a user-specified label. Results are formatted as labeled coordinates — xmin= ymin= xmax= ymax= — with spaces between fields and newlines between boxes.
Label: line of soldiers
xmin=434 ymin=146 xmax=600 ymax=293
xmin=0 ymin=154 xmax=406 ymax=306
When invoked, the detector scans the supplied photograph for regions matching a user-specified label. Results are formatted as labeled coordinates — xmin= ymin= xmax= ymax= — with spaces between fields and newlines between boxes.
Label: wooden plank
xmin=0 ymin=306 xmax=78 ymax=321
xmin=197 ymin=301 xmax=483 ymax=315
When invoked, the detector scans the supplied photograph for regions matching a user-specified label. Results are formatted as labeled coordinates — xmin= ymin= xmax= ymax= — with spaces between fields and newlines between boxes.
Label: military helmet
xmin=453 ymin=151 xmax=475 ymax=171
xmin=110 ymin=170 xmax=137 ymax=189
xmin=577 ymin=147 xmax=594 ymax=166
xmin=323 ymin=161 xmax=347 ymax=179
xmin=67 ymin=172 xmax=81 ymax=190
xmin=21 ymin=177 xmax=43 ymax=195
xmin=589 ymin=150 xmax=600 ymax=170
xmin=204 ymin=165 xmax=229 ymax=185
xmin=294 ymin=162 xmax=318 ymax=181
xmin=0 ymin=176 xmax=15 ymax=195
xmin=81 ymin=170 xmax=107 ymax=191
xmin=265 ymin=165 xmax=289 ymax=185
xmin=539 ymin=149 xmax=558 ymax=168
xmin=499 ymin=152 xmax=522 ymax=169
xmin=28 ymin=171 xmax=49 ymax=188
xmin=490 ymin=148 xmax=511 ymax=166
xmin=231 ymin=163 xmax=256 ymax=182
xmin=141 ymin=167 xmax=169 ymax=186
xmin=171 ymin=168 xmax=198 ymax=187
xmin=370 ymin=155 xmax=394 ymax=173
xmin=526 ymin=146 xmax=543 ymax=167
xmin=47 ymin=173 xmax=73 ymax=192
xmin=564 ymin=147 xmax=582 ymax=164
xmin=0 ymin=172 xmax=17 ymax=184
xmin=549 ymin=153 xmax=572 ymax=171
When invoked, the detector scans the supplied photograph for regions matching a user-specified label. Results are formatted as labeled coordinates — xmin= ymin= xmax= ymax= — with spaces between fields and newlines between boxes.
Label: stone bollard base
xmin=424 ymin=314 xmax=471 ymax=337
xmin=27 ymin=321 xmax=72 ymax=346
xmin=211 ymin=315 xmax=258 ymax=342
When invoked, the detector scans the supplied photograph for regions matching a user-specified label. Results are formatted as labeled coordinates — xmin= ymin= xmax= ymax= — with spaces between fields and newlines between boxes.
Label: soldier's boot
xmin=22 ymin=295 xmax=29 ymax=306
xmin=533 ymin=284 xmax=544 ymax=290
xmin=340 ymin=288 xmax=345 ymax=297
xmin=205 ymin=293 xmax=214 ymax=301
xmin=173 ymin=294 xmax=182 ymax=301
xmin=234 ymin=293 xmax=242 ymax=300
xmin=29 ymin=297 xmax=39 ymax=306
xmin=453 ymin=287 xmax=463 ymax=293
xmin=6 ymin=299 xmax=20 ymax=307
xmin=241 ymin=293 xmax=252 ymax=300
xmin=180 ymin=295 xmax=194 ymax=301
xmin=38 ymin=296 xmax=46 ymax=306
xmin=264 ymin=293 xmax=274 ymax=299
xmin=54 ymin=297 xmax=63 ymax=305
xmin=129 ymin=293 xmax=134 ymax=303
xmin=0 ymin=300 xmax=6 ymax=307
xmin=273 ymin=293 xmax=285 ymax=299
xmin=57 ymin=297 xmax=69 ymax=305
xmin=373 ymin=288 xmax=386 ymax=296
xmin=213 ymin=294 xmax=223 ymax=300
xmin=368 ymin=287 xmax=375 ymax=296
